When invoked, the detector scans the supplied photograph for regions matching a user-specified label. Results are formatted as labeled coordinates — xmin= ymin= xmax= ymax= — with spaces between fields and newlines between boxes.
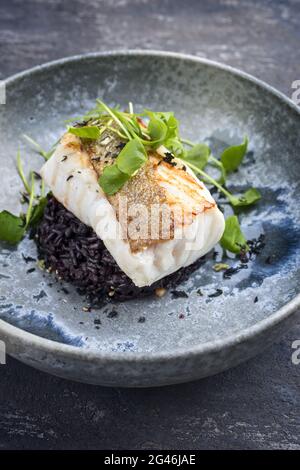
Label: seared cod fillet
xmin=40 ymin=130 xmax=225 ymax=287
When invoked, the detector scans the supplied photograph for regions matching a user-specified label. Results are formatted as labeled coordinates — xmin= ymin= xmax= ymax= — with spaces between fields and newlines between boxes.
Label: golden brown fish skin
xmin=83 ymin=129 xmax=175 ymax=252
xmin=112 ymin=159 xmax=175 ymax=252
xmin=82 ymin=128 xmax=214 ymax=252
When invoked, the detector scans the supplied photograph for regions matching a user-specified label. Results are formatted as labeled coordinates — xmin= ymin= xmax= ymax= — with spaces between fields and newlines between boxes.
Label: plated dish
xmin=0 ymin=51 xmax=299 ymax=387
xmin=2 ymin=100 xmax=261 ymax=302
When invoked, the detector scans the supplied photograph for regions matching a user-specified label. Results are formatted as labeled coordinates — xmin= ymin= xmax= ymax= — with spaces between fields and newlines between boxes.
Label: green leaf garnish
xmin=181 ymin=144 xmax=259 ymax=212
xmin=98 ymin=164 xmax=130 ymax=196
xmin=148 ymin=114 xmax=168 ymax=146
xmin=220 ymin=136 xmax=248 ymax=172
xmin=230 ymin=188 xmax=261 ymax=207
xmin=99 ymin=139 xmax=147 ymax=195
xmin=23 ymin=134 xmax=55 ymax=161
xmin=29 ymin=197 xmax=48 ymax=226
xmin=165 ymin=138 xmax=185 ymax=158
xmin=116 ymin=139 xmax=147 ymax=176
xmin=68 ymin=126 xmax=101 ymax=140
xmin=0 ymin=211 xmax=25 ymax=244
xmin=1 ymin=149 xmax=50 ymax=245
xmin=160 ymin=113 xmax=179 ymax=141
xmin=220 ymin=215 xmax=248 ymax=254
xmin=182 ymin=143 xmax=210 ymax=170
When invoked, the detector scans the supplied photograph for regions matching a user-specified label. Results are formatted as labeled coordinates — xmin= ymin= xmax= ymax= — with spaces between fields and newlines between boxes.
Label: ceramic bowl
xmin=0 ymin=51 xmax=299 ymax=386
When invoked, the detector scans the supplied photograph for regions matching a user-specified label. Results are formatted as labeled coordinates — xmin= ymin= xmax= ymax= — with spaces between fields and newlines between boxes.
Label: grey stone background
xmin=0 ymin=0 xmax=299 ymax=450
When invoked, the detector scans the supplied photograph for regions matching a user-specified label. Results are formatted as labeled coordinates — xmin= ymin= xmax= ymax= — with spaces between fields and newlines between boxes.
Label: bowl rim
xmin=1 ymin=49 xmax=300 ymax=363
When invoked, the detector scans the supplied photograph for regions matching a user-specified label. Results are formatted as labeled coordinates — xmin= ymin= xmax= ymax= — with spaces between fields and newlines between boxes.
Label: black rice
xmin=34 ymin=196 xmax=205 ymax=303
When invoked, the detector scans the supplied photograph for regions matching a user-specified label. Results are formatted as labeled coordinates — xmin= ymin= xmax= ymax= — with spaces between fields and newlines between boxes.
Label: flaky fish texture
xmin=40 ymin=131 xmax=225 ymax=287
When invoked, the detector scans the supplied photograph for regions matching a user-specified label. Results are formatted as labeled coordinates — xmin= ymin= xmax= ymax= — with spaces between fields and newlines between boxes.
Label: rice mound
xmin=34 ymin=197 xmax=204 ymax=302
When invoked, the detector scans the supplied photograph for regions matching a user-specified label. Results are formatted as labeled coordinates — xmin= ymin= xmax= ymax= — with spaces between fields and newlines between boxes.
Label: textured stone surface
xmin=0 ymin=0 xmax=299 ymax=450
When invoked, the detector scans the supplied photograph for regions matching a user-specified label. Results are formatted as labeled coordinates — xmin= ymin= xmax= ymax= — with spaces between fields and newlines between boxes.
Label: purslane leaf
xmin=99 ymin=139 xmax=147 ymax=195
xmin=98 ymin=164 xmax=130 ymax=196
xmin=220 ymin=215 xmax=248 ymax=254
xmin=183 ymin=143 xmax=210 ymax=170
xmin=230 ymin=188 xmax=261 ymax=207
xmin=221 ymin=137 xmax=248 ymax=172
xmin=116 ymin=139 xmax=147 ymax=175
xmin=165 ymin=137 xmax=185 ymax=158
xmin=68 ymin=126 xmax=101 ymax=140
xmin=0 ymin=211 xmax=25 ymax=244
xmin=162 ymin=113 xmax=179 ymax=141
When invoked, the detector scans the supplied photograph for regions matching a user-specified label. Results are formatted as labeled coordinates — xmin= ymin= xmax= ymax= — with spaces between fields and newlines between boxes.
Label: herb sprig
xmin=0 ymin=145 xmax=49 ymax=245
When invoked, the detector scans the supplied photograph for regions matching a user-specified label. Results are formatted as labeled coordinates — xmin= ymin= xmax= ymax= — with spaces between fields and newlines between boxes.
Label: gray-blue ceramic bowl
xmin=0 ymin=51 xmax=299 ymax=387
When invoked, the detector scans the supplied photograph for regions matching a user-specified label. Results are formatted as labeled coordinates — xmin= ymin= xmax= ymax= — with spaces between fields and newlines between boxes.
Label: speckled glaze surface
xmin=0 ymin=51 xmax=299 ymax=387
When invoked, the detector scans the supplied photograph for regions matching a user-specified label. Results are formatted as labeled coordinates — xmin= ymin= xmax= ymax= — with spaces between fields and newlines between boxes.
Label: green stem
xmin=64 ymin=115 xmax=87 ymax=124
xmin=40 ymin=178 xmax=45 ymax=198
xmin=16 ymin=150 xmax=31 ymax=194
xmin=25 ymin=172 xmax=35 ymax=228
xmin=105 ymin=126 xmax=127 ymax=140
xmin=97 ymin=100 xmax=132 ymax=141
xmin=181 ymin=137 xmax=194 ymax=147
xmin=209 ymin=155 xmax=221 ymax=167
xmin=180 ymin=138 xmax=229 ymax=191
xmin=181 ymin=139 xmax=222 ymax=167
xmin=23 ymin=134 xmax=49 ymax=161
xmin=130 ymin=131 xmax=156 ymax=146
xmin=182 ymin=160 xmax=233 ymax=201
xmin=181 ymin=138 xmax=222 ymax=170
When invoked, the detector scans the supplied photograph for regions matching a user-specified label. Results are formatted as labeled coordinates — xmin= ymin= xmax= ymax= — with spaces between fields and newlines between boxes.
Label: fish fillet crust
xmin=40 ymin=132 xmax=225 ymax=287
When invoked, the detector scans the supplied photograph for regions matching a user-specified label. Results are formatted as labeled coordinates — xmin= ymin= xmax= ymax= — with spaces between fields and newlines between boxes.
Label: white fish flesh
xmin=40 ymin=132 xmax=225 ymax=287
